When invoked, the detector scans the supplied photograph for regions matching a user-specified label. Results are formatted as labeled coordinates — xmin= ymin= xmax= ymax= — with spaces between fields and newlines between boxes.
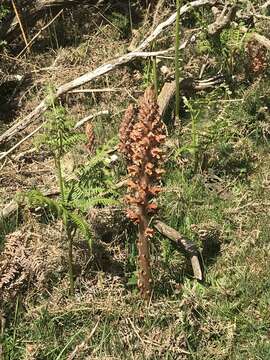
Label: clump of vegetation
xmin=26 ymin=91 xmax=92 ymax=295
xmin=24 ymin=89 xmax=119 ymax=295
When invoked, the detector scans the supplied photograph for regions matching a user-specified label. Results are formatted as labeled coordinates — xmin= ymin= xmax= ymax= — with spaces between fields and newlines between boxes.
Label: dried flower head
xmin=246 ymin=40 xmax=267 ymax=75
xmin=85 ymin=123 xmax=95 ymax=153
xmin=118 ymin=104 xmax=136 ymax=160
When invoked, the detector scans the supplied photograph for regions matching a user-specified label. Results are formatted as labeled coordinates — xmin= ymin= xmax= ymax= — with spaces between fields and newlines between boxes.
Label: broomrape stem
xmin=137 ymin=185 xmax=152 ymax=300
xmin=175 ymin=0 xmax=181 ymax=123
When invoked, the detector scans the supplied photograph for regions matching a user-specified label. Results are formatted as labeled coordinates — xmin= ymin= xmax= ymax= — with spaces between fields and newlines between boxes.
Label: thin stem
xmin=50 ymin=8 xmax=59 ymax=49
xmin=54 ymin=127 xmax=75 ymax=295
xmin=146 ymin=58 xmax=151 ymax=86
xmin=67 ymin=228 xmax=75 ymax=296
xmin=175 ymin=0 xmax=181 ymax=123
xmin=11 ymin=0 xmax=29 ymax=51
xmin=137 ymin=167 xmax=153 ymax=301
xmin=191 ymin=113 xmax=196 ymax=151
xmin=153 ymin=56 xmax=158 ymax=96
xmin=56 ymin=130 xmax=65 ymax=203
xmin=191 ymin=112 xmax=199 ymax=174
xmin=11 ymin=295 xmax=20 ymax=356
xmin=128 ymin=0 xmax=133 ymax=34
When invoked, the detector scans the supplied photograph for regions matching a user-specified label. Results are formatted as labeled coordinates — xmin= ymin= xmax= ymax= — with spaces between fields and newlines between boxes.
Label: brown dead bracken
xmin=119 ymin=87 xmax=166 ymax=300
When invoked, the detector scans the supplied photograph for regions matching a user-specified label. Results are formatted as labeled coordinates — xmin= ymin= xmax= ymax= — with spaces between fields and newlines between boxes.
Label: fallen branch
xmin=0 ymin=48 xmax=183 ymax=148
xmin=0 ymin=201 xmax=19 ymax=221
xmin=0 ymin=124 xmax=44 ymax=161
xmin=138 ymin=0 xmax=216 ymax=50
xmin=239 ymin=25 xmax=270 ymax=50
xmin=0 ymin=73 xmax=223 ymax=162
xmin=1 ymin=195 xmax=203 ymax=281
xmin=0 ymin=0 xmax=215 ymax=148
xmin=261 ymin=1 xmax=270 ymax=10
xmin=251 ymin=32 xmax=270 ymax=50
xmin=208 ymin=3 xmax=238 ymax=36
xmin=0 ymin=188 xmax=60 ymax=221
xmin=87 ymin=210 xmax=204 ymax=281
xmin=154 ymin=220 xmax=203 ymax=280
xmin=69 ymin=87 xmax=125 ymax=94
xmin=158 ymin=75 xmax=224 ymax=118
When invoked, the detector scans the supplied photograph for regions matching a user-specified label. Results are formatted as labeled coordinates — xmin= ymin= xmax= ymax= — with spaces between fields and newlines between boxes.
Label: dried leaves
xmin=0 ymin=225 xmax=65 ymax=303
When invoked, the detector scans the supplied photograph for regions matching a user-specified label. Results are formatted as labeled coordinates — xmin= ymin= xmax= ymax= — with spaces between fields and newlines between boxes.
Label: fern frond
xmin=68 ymin=211 xmax=93 ymax=251
xmin=26 ymin=190 xmax=63 ymax=218
xmin=62 ymin=133 xmax=85 ymax=150
xmin=70 ymin=197 xmax=119 ymax=211
xmin=73 ymin=186 xmax=106 ymax=197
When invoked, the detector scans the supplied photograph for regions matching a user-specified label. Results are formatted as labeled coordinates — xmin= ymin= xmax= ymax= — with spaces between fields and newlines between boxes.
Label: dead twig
xmin=261 ymin=1 xmax=270 ymax=10
xmin=138 ymin=0 xmax=216 ymax=50
xmin=0 ymin=188 xmax=60 ymax=221
xmin=11 ymin=0 xmax=29 ymax=50
xmin=154 ymin=220 xmax=204 ymax=281
xmin=208 ymin=4 xmax=238 ymax=36
xmin=251 ymin=33 xmax=270 ymax=50
xmin=0 ymin=201 xmax=19 ymax=221
xmin=0 ymin=124 xmax=44 ymax=162
xmin=157 ymin=75 xmax=224 ymax=118
xmin=69 ymin=87 xmax=125 ymax=94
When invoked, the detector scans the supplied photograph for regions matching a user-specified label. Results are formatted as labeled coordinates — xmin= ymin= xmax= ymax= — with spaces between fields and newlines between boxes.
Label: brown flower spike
xmin=85 ymin=123 xmax=95 ymax=153
xmin=119 ymin=87 xmax=166 ymax=300
xmin=118 ymin=104 xmax=136 ymax=160
xmin=246 ymin=40 xmax=267 ymax=75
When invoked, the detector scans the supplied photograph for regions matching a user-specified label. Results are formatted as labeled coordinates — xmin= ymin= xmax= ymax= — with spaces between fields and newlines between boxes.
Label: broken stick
xmin=154 ymin=220 xmax=204 ymax=281
xmin=208 ymin=4 xmax=238 ymax=36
